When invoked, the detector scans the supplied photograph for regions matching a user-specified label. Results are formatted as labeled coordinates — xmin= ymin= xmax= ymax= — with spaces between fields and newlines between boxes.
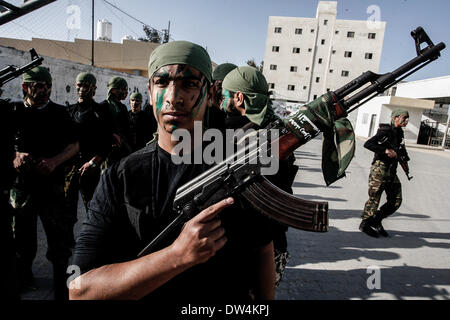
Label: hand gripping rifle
xmin=137 ymin=27 xmax=445 ymax=257
xmin=379 ymin=137 xmax=413 ymax=181
xmin=0 ymin=48 xmax=44 ymax=87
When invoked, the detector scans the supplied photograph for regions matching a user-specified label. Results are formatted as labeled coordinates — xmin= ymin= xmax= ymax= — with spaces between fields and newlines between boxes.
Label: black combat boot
xmin=359 ymin=216 xmax=379 ymax=238
xmin=372 ymin=211 xmax=389 ymax=237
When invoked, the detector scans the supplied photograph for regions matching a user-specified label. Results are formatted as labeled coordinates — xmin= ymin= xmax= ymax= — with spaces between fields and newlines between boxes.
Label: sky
xmin=1 ymin=0 xmax=449 ymax=81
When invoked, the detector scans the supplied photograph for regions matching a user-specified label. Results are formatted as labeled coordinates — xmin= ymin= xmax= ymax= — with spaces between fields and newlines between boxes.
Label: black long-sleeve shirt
xmin=364 ymin=123 xmax=406 ymax=168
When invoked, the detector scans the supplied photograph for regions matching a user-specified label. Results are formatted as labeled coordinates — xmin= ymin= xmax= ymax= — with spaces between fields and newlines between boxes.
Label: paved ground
xmin=276 ymin=137 xmax=450 ymax=300
xmin=21 ymin=136 xmax=450 ymax=300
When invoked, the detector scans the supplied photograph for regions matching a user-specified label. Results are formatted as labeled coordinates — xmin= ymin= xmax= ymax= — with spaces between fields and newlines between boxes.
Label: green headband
xmin=222 ymin=66 xmax=275 ymax=126
xmin=107 ymin=77 xmax=128 ymax=89
xmin=212 ymin=63 xmax=238 ymax=81
xmin=148 ymin=41 xmax=212 ymax=83
xmin=76 ymin=72 xmax=96 ymax=85
xmin=23 ymin=66 xmax=52 ymax=84
xmin=130 ymin=92 xmax=142 ymax=101
xmin=391 ymin=109 xmax=409 ymax=119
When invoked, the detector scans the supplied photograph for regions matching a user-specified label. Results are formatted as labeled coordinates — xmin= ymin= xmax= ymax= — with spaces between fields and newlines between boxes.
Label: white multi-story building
xmin=263 ymin=1 xmax=386 ymax=112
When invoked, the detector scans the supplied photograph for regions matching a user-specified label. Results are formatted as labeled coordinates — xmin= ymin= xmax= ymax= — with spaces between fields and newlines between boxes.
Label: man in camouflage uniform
xmin=360 ymin=109 xmax=410 ymax=238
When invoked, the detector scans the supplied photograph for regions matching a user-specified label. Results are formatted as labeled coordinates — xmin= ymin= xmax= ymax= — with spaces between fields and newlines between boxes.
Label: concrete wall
xmin=263 ymin=1 xmax=385 ymax=108
xmin=0 ymin=45 xmax=149 ymax=108
xmin=0 ymin=37 xmax=160 ymax=77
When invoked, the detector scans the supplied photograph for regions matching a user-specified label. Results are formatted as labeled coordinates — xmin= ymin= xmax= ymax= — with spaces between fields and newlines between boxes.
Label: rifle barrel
xmin=341 ymin=42 xmax=445 ymax=111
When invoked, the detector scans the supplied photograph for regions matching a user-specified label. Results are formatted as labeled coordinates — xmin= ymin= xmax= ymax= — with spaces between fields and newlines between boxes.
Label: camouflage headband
xmin=76 ymin=72 xmax=96 ymax=86
xmin=212 ymin=63 xmax=238 ymax=81
xmin=222 ymin=66 xmax=275 ymax=127
xmin=148 ymin=41 xmax=212 ymax=83
xmin=23 ymin=66 xmax=52 ymax=84
xmin=130 ymin=92 xmax=142 ymax=101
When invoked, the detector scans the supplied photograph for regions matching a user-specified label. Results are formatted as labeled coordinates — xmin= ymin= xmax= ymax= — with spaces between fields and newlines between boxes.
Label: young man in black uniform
xmin=359 ymin=109 xmax=410 ymax=238
xmin=128 ymin=92 xmax=157 ymax=151
xmin=11 ymin=66 xmax=79 ymax=299
xmin=65 ymin=72 xmax=112 ymax=215
xmin=99 ymin=77 xmax=132 ymax=166
xmin=221 ymin=66 xmax=298 ymax=287
xmin=70 ymin=41 xmax=275 ymax=300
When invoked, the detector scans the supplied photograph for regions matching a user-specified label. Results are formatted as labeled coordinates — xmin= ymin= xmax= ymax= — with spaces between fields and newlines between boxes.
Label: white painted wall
xmin=0 ymin=46 xmax=149 ymax=108
xmin=396 ymin=76 xmax=450 ymax=99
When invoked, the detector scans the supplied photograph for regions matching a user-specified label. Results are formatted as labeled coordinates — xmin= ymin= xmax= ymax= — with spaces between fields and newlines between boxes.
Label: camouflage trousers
xmin=362 ymin=160 xmax=402 ymax=220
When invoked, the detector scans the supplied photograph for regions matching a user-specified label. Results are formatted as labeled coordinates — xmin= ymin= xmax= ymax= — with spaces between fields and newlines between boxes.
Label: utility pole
xmin=91 ymin=0 xmax=94 ymax=66
xmin=162 ymin=21 xmax=170 ymax=43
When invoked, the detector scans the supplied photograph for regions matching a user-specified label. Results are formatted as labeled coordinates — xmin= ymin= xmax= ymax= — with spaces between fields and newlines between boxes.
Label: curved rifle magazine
xmin=241 ymin=176 xmax=328 ymax=232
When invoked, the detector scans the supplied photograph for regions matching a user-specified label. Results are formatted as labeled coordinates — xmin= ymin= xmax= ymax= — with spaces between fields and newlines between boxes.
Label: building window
xmin=341 ymin=70 xmax=349 ymax=77
xmin=288 ymin=85 xmax=295 ymax=91
xmin=316 ymin=77 xmax=320 ymax=83
xmin=329 ymin=69 xmax=334 ymax=73
xmin=368 ymin=33 xmax=376 ymax=39
xmin=318 ymin=58 xmax=323 ymax=64
xmin=344 ymin=51 xmax=352 ymax=58
xmin=365 ymin=53 xmax=373 ymax=59
xmin=290 ymin=66 xmax=298 ymax=72
xmin=313 ymin=95 xmax=318 ymax=99
xmin=274 ymin=27 xmax=282 ymax=33
xmin=295 ymin=28 xmax=303 ymax=34
xmin=324 ymin=19 xmax=328 ymax=25
xmin=303 ymin=86 xmax=307 ymax=90
xmin=270 ymin=64 xmax=277 ymax=70
xmin=305 ymin=67 xmax=310 ymax=71
xmin=327 ymin=88 xmax=330 ymax=92
xmin=332 ymin=49 xmax=336 ymax=54
xmin=308 ymin=48 xmax=312 ymax=52
xmin=272 ymin=46 xmax=280 ymax=52
xmin=311 ymin=29 xmax=315 ymax=33
xmin=347 ymin=31 xmax=355 ymax=38
xmin=269 ymin=83 xmax=275 ymax=89
xmin=293 ymin=47 xmax=300 ymax=54
xmin=335 ymin=30 xmax=339 ymax=34
xmin=321 ymin=39 xmax=325 ymax=45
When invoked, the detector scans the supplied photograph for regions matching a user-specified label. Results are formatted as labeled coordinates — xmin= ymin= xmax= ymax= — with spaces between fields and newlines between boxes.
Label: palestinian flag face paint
xmin=149 ymin=64 xmax=209 ymax=135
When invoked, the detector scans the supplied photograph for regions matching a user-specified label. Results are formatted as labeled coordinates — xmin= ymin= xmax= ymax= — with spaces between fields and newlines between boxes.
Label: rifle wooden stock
xmin=242 ymin=176 xmax=328 ymax=232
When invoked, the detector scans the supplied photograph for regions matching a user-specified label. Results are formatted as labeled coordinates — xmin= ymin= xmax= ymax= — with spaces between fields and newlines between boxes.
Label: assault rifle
xmin=396 ymin=144 xmax=413 ymax=181
xmin=380 ymin=137 xmax=413 ymax=181
xmin=138 ymin=27 xmax=445 ymax=257
xmin=0 ymin=48 xmax=44 ymax=87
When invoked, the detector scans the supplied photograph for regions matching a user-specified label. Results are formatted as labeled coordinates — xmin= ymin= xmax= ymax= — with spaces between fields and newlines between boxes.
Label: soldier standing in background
xmin=221 ymin=66 xmax=298 ymax=287
xmin=65 ymin=72 xmax=112 ymax=217
xmin=128 ymin=92 xmax=157 ymax=152
xmin=11 ymin=66 xmax=79 ymax=299
xmin=99 ymin=76 xmax=132 ymax=167
xmin=204 ymin=63 xmax=237 ymax=131
xmin=359 ymin=109 xmax=410 ymax=238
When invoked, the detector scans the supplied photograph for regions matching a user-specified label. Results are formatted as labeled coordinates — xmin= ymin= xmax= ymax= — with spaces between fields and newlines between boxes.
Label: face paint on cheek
xmin=191 ymin=84 xmax=207 ymax=118
xmin=155 ymin=89 xmax=166 ymax=117
xmin=221 ymin=89 xmax=231 ymax=112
